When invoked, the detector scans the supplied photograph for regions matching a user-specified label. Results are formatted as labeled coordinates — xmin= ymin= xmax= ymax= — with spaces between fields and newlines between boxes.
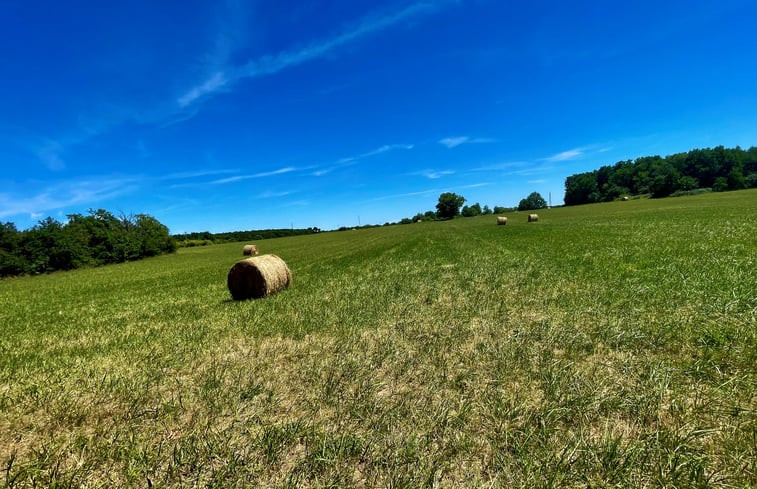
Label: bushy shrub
xmin=0 ymin=210 xmax=176 ymax=278
xmin=713 ymin=177 xmax=729 ymax=192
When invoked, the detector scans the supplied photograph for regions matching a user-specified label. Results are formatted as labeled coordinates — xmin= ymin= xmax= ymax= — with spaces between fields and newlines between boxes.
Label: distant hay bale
xmin=528 ymin=213 xmax=539 ymax=222
xmin=622 ymin=196 xmax=629 ymax=201
xmin=497 ymin=216 xmax=508 ymax=225
xmin=227 ymin=254 xmax=291 ymax=300
xmin=242 ymin=244 xmax=258 ymax=256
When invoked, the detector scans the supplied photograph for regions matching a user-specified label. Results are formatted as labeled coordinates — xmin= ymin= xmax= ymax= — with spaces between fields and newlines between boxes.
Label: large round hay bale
xmin=528 ymin=213 xmax=539 ymax=222
xmin=497 ymin=216 xmax=508 ymax=225
xmin=242 ymin=244 xmax=258 ymax=256
xmin=227 ymin=254 xmax=291 ymax=300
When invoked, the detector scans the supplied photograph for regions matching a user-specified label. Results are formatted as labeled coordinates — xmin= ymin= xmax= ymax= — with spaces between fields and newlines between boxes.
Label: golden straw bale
xmin=497 ymin=216 xmax=508 ymax=225
xmin=528 ymin=214 xmax=539 ymax=222
xmin=227 ymin=254 xmax=291 ymax=300
xmin=242 ymin=244 xmax=259 ymax=256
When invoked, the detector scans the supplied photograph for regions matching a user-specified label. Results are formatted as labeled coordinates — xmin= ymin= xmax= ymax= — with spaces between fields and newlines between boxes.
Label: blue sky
xmin=1 ymin=0 xmax=756 ymax=233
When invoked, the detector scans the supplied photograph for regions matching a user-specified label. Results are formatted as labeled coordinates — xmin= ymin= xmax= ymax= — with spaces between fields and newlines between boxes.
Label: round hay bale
xmin=528 ymin=213 xmax=539 ymax=222
xmin=242 ymin=244 xmax=259 ymax=256
xmin=227 ymin=254 xmax=291 ymax=300
xmin=497 ymin=216 xmax=508 ymax=225
xmin=622 ymin=196 xmax=629 ymax=201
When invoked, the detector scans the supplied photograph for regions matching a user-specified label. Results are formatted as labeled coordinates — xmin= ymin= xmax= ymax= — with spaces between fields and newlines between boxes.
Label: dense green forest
xmin=0 ymin=210 xmax=176 ymax=277
xmin=564 ymin=146 xmax=757 ymax=205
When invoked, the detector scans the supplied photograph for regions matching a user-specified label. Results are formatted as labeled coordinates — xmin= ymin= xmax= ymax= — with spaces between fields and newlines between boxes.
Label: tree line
xmin=564 ymin=145 xmax=757 ymax=205
xmin=372 ymin=190 xmax=546 ymax=227
xmin=391 ymin=192 xmax=512 ymax=225
xmin=0 ymin=209 xmax=176 ymax=277
xmin=173 ymin=228 xmax=320 ymax=247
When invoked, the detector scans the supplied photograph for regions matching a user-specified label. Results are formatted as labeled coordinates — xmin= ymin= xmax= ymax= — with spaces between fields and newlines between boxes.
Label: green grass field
xmin=1 ymin=190 xmax=756 ymax=488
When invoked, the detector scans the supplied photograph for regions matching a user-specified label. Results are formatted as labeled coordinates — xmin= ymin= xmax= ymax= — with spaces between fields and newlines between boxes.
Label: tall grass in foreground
xmin=1 ymin=190 xmax=755 ymax=487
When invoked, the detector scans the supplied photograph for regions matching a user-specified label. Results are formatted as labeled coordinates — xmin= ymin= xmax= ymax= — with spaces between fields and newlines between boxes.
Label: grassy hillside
xmin=1 ymin=190 xmax=755 ymax=487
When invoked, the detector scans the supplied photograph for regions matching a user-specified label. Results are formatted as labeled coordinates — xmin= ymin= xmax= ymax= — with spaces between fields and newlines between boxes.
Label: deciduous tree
xmin=436 ymin=192 xmax=465 ymax=219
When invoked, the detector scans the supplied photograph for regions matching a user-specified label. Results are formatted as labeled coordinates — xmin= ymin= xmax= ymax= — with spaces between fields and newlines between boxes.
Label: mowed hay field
xmin=1 ymin=191 xmax=756 ymax=488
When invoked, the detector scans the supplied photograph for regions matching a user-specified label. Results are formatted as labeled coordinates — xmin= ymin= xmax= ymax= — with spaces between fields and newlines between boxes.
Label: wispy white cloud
xmin=179 ymin=2 xmax=455 ymax=109
xmin=210 ymin=166 xmax=296 ymax=184
xmin=507 ymin=165 xmax=553 ymax=176
xmin=457 ymin=143 xmax=607 ymax=181
xmin=0 ymin=167 xmax=251 ymax=220
xmin=368 ymin=188 xmax=443 ymax=202
xmin=178 ymin=72 xmax=229 ymax=108
xmin=540 ymin=143 xmax=613 ymax=163
xmin=439 ymin=137 xmax=468 ymax=148
xmin=257 ymin=190 xmax=293 ymax=199
xmin=542 ymin=147 xmax=585 ymax=162
xmin=156 ymin=106 xmax=202 ymax=129
xmin=24 ymin=3 xmax=450 ymax=172
xmin=313 ymin=143 xmax=414 ymax=176
xmin=338 ymin=144 xmax=414 ymax=164
xmin=23 ymin=3 xmax=246 ymax=163
xmin=148 ymin=197 xmax=203 ymax=218
xmin=210 ymin=175 xmax=253 ymax=184
xmin=163 ymin=169 xmax=237 ymax=180
xmin=460 ymin=182 xmax=491 ymax=189
xmin=0 ymin=177 xmax=139 ymax=220
xmin=19 ymin=2 xmax=451 ymax=178
xmin=34 ymin=139 xmax=66 ymax=171
xmin=281 ymin=199 xmax=309 ymax=208
xmin=468 ymin=161 xmax=528 ymax=172
xmin=255 ymin=166 xmax=297 ymax=177
xmin=439 ymin=136 xmax=495 ymax=148
xmin=23 ymin=106 xmax=141 ymax=171
xmin=368 ymin=181 xmax=490 ymax=202
xmin=413 ymin=169 xmax=455 ymax=179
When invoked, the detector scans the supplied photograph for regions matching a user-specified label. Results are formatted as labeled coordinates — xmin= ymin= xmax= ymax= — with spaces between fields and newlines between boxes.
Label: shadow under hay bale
xmin=227 ymin=254 xmax=291 ymax=300
xmin=497 ymin=216 xmax=508 ymax=225
xmin=528 ymin=213 xmax=539 ymax=222
xmin=242 ymin=244 xmax=258 ymax=256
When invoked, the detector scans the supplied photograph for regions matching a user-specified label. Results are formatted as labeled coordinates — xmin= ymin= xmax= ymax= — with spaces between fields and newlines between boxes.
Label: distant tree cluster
xmin=173 ymin=227 xmax=318 ymax=246
xmin=375 ymin=193 xmax=514 ymax=227
xmin=0 ymin=209 xmax=176 ymax=277
xmin=564 ymin=146 xmax=757 ymax=205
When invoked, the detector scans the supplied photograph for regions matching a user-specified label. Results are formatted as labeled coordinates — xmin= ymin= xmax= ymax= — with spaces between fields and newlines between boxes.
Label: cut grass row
xmin=1 ymin=190 xmax=755 ymax=487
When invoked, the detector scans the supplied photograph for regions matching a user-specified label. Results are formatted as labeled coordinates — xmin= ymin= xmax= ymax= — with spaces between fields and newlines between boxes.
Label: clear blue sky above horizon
xmin=2 ymin=0 xmax=756 ymax=233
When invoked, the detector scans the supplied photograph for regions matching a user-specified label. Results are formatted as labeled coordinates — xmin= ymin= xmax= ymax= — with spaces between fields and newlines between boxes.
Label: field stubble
xmin=1 ymin=190 xmax=756 ymax=487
